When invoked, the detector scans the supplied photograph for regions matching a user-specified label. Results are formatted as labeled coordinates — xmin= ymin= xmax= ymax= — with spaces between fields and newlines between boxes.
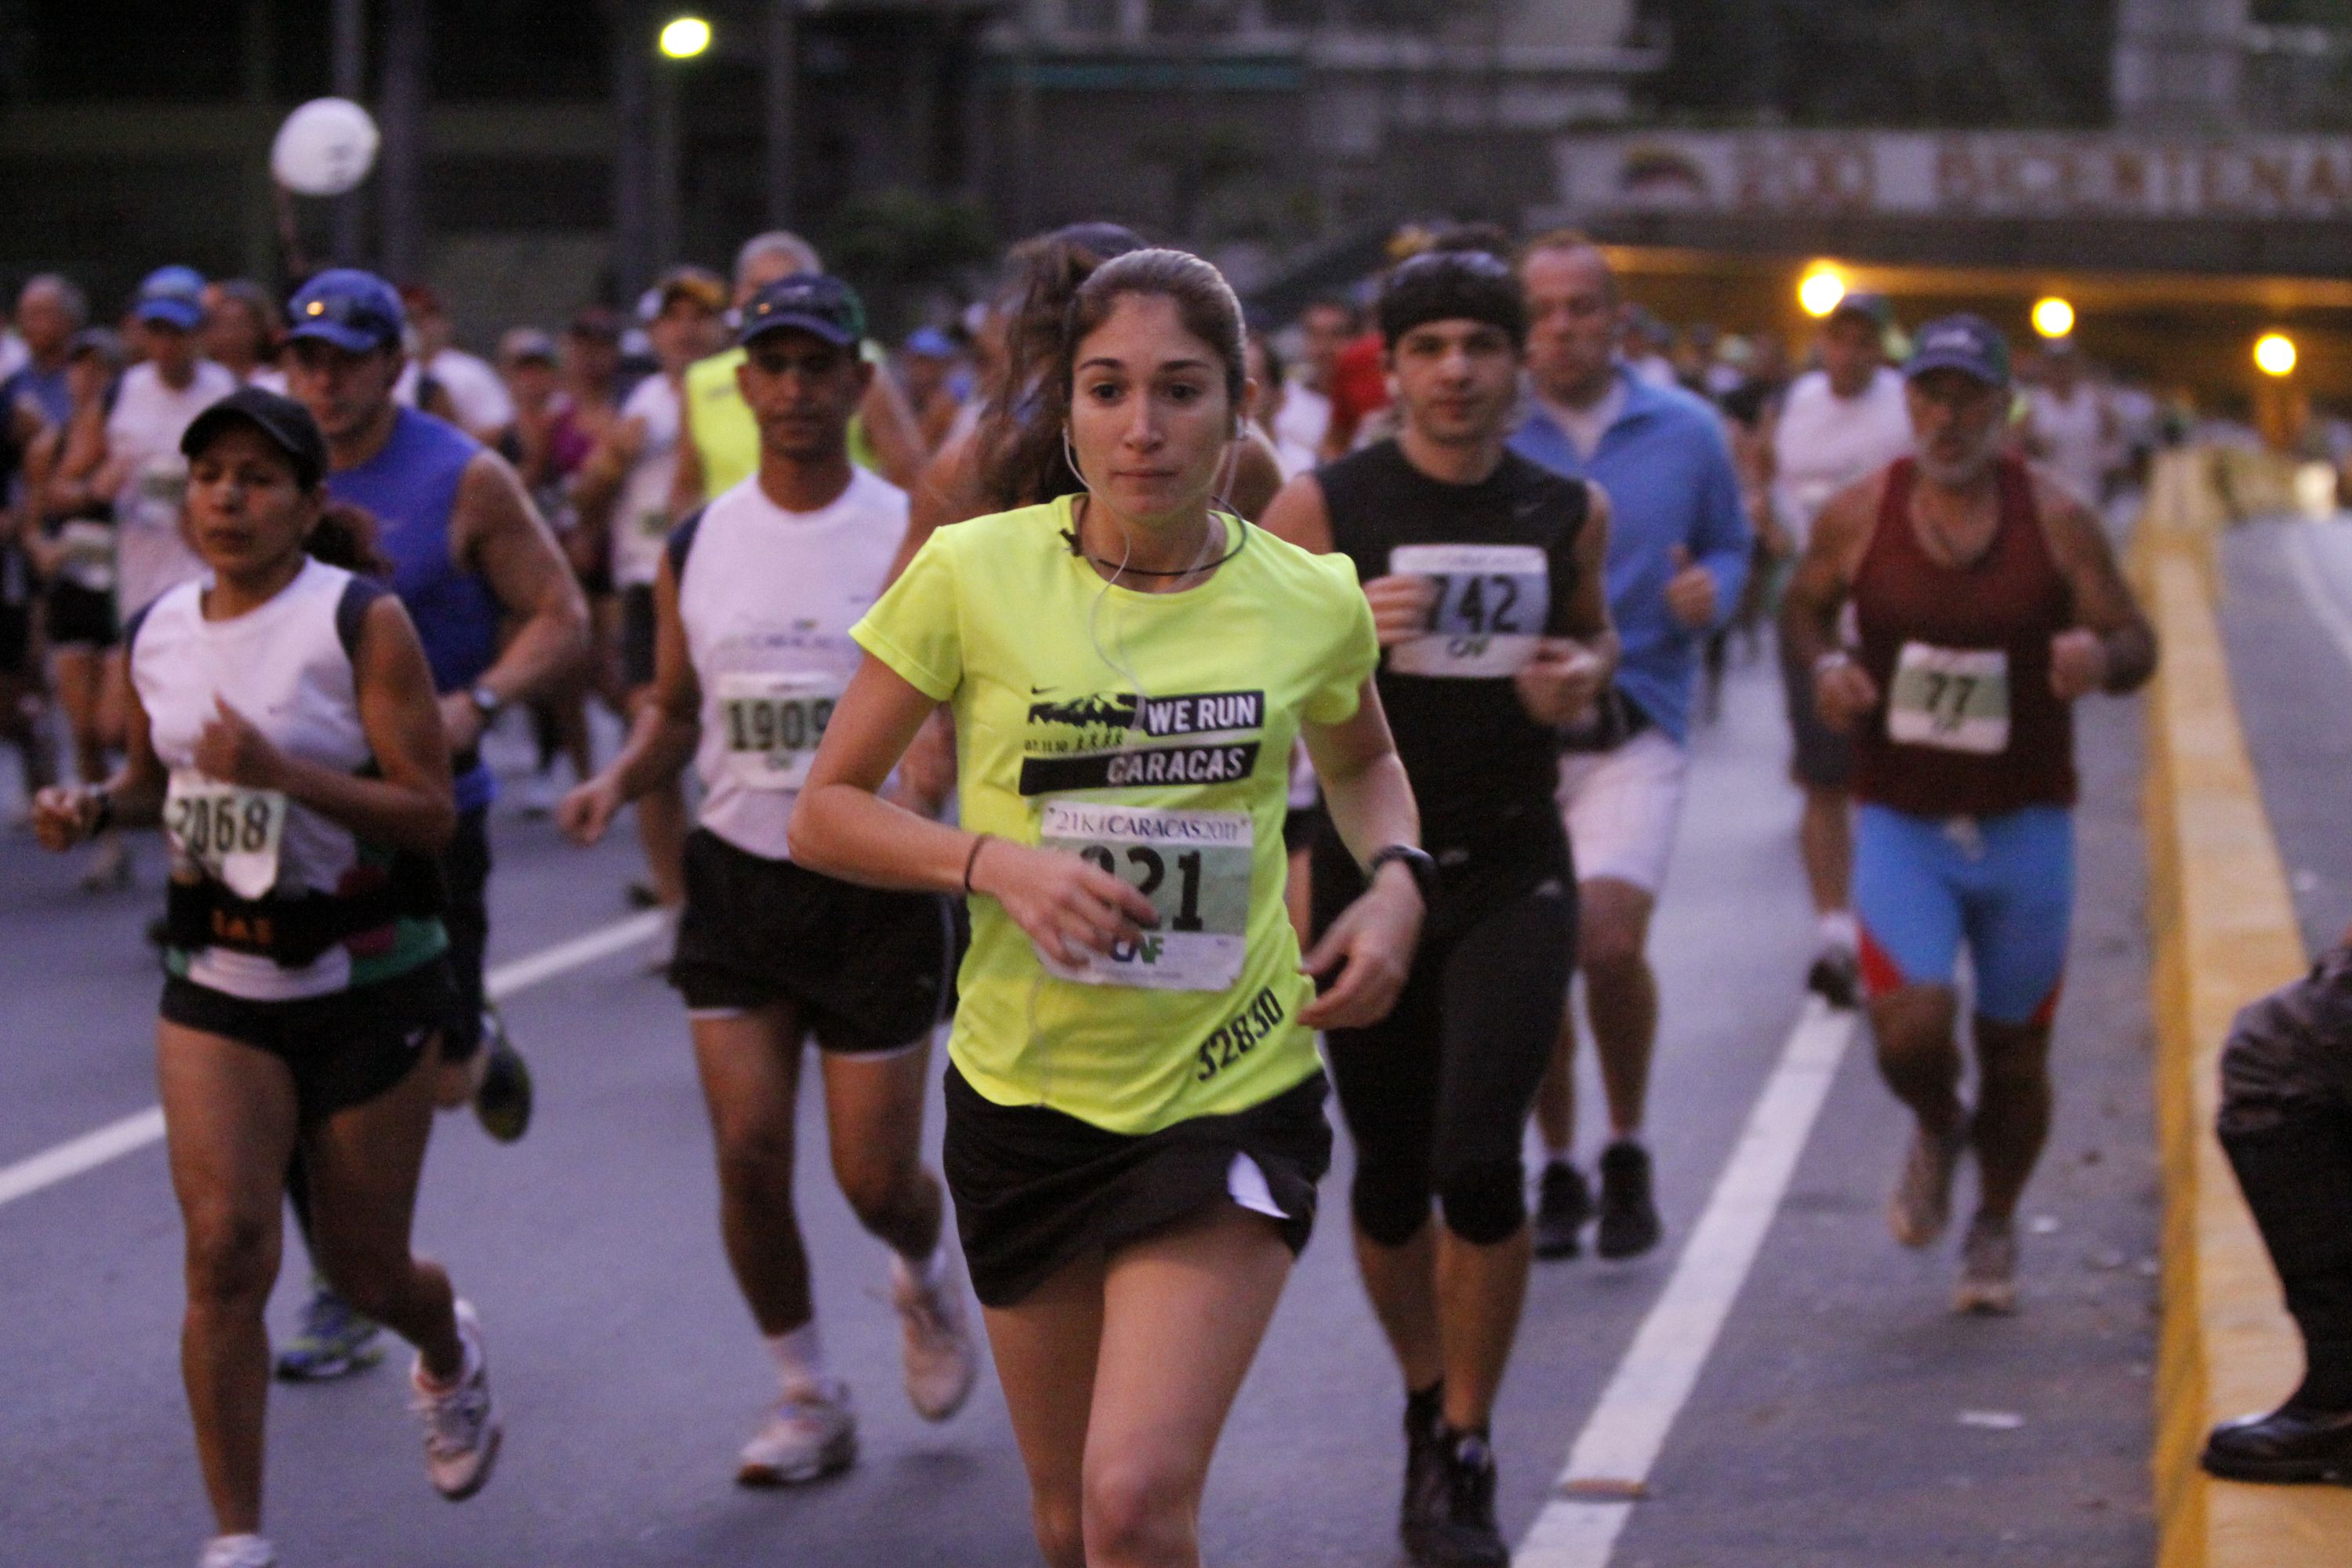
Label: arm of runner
xmin=2035 ymin=477 xmax=2157 ymax=699
xmin=445 ymin=448 xmax=590 ymax=750
xmin=567 ymin=412 xmax=644 ymax=528
xmin=1783 ymin=473 xmax=1882 ymax=733
xmin=191 ymin=595 xmax=456 ymax=854
xmin=1227 ymin=430 xmax=1286 ymax=522
xmin=1255 ymin=471 xmax=1334 ymax=554
xmin=1665 ymin=423 xmax=1753 ymax=632
xmin=32 ymin=667 xmax=168 ymax=847
xmin=858 ymin=369 xmax=927 ymax=491
xmin=557 ymin=550 xmax=702 ymax=847
xmin=790 ymin=653 xmax=1157 ymax=964
xmin=885 ymin=426 xmax=984 ymax=586
xmin=1516 ymin=484 xmax=1620 ymax=726
xmin=1298 ymin=677 xmax=1422 ymax=1031
xmin=669 ymin=389 xmax=707 ymax=519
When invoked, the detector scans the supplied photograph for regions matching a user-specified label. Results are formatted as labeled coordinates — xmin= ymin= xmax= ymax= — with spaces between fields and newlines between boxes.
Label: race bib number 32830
xmin=1386 ymin=544 xmax=1549 ymax=678
xmin=1036 ymin=801 xmax=1252 ymax=992
xmin=1886 ymin=641 xmax=2010 ymax=755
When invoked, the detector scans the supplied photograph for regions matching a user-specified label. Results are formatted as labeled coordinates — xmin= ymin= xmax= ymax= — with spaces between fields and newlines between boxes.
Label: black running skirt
xmin=942 ymin=1065 xmax=1332 ymax=1308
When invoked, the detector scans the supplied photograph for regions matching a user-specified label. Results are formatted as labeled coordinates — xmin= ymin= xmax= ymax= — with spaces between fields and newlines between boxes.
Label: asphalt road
xmin=0 ymin=640 xmax=2159 ymax=1568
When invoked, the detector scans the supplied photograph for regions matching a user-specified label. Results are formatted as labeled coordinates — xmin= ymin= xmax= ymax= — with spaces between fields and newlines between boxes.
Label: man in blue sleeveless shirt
xmin=277 ymin=270 xmax=587 ymax=1377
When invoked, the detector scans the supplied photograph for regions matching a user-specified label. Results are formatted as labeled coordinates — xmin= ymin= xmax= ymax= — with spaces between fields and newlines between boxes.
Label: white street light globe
xmin=660 ymin=16 xmax=713 ymax=58
xmin=271 ymin=97 xmax=381 ymax=197
xmin=1798 ymin=267 xmax=1846 ymax=319
xmin=2255 ymin=333 xmax=2298 ymax=378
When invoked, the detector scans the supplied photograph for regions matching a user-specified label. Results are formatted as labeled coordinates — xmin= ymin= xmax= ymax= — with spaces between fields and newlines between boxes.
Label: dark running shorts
xmin=620 ymin=584 xmax=658 ymax=689
xmin=669 ymin=828 xmax=962 ymax=1054
xmin=45 ymin=580 xmax=117 ymax=652
xmin=160 ymin=959 xmax=456 ymax=1127
xmin=943 ymin=1065 xmax=1331 ymax=1308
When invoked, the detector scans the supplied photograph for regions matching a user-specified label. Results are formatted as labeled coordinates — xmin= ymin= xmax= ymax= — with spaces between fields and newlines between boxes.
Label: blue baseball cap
xmin=134 ymin=266 xmax=207 ymax=332
xmin=737 ymin=273 xmax=866 ymax=350
xmin=1905 ymin=314 xmax=2012 ymax=388
xmin=903 ymin=325 xmax=957 ymax=360
xmin=285 ymin=269 xmax=406 ymax=355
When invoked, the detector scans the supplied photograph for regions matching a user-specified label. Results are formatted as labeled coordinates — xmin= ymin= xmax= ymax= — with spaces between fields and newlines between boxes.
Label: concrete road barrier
xmin=2139 ymin=448 xmax=2352 ymax=1566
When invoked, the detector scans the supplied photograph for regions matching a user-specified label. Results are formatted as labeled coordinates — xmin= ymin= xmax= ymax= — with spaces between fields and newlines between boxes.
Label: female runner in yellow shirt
xmin=791 ymin=247 xmax=1427 ymax=1568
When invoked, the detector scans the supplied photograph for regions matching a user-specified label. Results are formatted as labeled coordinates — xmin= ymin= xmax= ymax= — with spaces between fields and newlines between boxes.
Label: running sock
xmin=416 ymin=1326 xmax=481 ymax=1393
xmin=893 ymin=1244 xmax=949 ymax=1291
xmin=1818 ymin=910 xmax=1859 ymax=953
xmin=765 ymin=1322 xmax=831 ymax=1400
xmin=1406 ymin=1381 xmax=1444 ymax=1435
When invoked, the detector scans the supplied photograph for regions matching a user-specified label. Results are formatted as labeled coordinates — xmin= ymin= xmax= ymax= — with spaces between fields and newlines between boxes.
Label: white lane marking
xmin=1515 ymin=1000 xmax=1857 ymax=1568
xmin=0 ymin=1107 xmax=168 ymax=1207
xmin=2284 ymin=518 xmax=2352 ymax=677
xmin=0 ymin=909 xmax=671 ymax=1211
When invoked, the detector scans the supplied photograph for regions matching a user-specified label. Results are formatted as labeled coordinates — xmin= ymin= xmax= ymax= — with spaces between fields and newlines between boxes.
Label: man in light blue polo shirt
xmin=1508 ymin=230 xmax=1751 ymax=1264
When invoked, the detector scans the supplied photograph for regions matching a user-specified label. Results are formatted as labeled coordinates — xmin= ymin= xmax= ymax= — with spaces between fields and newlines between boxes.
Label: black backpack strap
xmin=334 ymin=575 xmax=391 ymax=662
xmin=665 ymin=504 xmax=707 ymax=580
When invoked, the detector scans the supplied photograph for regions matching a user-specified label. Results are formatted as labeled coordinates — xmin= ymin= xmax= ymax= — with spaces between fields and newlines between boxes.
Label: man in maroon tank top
xmin=1780 ymin=317 xmax=2155 ymax=1314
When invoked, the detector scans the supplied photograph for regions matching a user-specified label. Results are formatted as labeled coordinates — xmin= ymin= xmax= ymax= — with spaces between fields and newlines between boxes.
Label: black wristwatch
xmin=1366 ymin=844 xmax=1437 ymax=901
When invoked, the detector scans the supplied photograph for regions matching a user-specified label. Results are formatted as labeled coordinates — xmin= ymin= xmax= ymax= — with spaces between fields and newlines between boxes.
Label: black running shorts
xmin=670 ymin=828 xmax=963 ymax=1054
xmin=160 ymin=959 xmax=455 ymax=1127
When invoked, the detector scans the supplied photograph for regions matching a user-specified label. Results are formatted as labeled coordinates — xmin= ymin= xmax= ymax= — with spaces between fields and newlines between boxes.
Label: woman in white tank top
xmin=32 ymin=387 xmax=503 ymax=1568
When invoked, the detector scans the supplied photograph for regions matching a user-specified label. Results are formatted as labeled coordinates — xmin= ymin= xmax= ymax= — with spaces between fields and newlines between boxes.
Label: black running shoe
xmin=1595 ymin=1141 xmax=1662 ymax=1260
xmin=472 ymin=1007 xmax=534 ymax=1144
xmin=1403 ymin=1428 xmax=1508 ymax=1568
xmin=1533 ymin=1160 xmax=1592 ymax=1260
xmin=1399 ymin=1391 xmax=1448 ymax=1544
xmin=1806 ymin=945 xmax=1860 ymax=1010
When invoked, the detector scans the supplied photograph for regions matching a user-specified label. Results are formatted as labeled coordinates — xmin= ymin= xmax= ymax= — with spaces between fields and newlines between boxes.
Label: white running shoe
xmin=198 ymin=1535 xmax=278 ymax=1568
xmin=409 ymin=1298 xmax=502 ymax=1501
xmin=891 ymin=1251 xmax=979 ymax=1422
xmin=1953 ymin=1216 xmax=2020 ymax=1316
xmin=737 ymin=1382 xmax=857 ymax=1486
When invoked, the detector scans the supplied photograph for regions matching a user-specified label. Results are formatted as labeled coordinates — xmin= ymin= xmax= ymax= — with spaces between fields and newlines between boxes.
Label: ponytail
xmin=304 ymin=499 xmax=394 ymax=580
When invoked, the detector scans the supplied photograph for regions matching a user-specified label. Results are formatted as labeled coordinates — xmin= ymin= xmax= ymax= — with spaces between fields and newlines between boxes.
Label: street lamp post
xmin=652 ymin=15 xmax=710 ymax=274
xmin=764 ymin=1 xmax=797 ymax=230
xmin=331 ymin=0 xmax=366 ymax=265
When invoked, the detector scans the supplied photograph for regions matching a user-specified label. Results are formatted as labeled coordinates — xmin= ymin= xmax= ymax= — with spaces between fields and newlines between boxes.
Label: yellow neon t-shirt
xmin=684 ymin=344 xmax=884 ymax=497
xmin=851 ymin=495 xmax=1378 ymax=1136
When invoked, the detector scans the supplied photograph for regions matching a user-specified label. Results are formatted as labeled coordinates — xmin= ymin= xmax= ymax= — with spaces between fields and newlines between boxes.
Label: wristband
xmin=962 ymin=833 xmax=995 ymax=897
xmin=1812 ymin=650 xmax=1853 ymax=677
xmin=1366 ymin=843 xmax=1437 ymax=901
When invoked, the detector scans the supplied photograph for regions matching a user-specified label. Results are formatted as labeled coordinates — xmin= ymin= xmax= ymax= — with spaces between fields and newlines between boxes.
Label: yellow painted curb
xmin=2140 ymin=448 xmax=2352 ymax=1566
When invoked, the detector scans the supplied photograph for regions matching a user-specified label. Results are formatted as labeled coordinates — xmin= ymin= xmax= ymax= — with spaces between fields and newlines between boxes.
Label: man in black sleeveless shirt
xmin=1265 ymin=246 xmax=1617 ymax=1568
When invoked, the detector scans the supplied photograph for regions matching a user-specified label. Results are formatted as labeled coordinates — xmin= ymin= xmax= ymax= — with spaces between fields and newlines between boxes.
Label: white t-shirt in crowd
xmin=395 ymin=347 xmax=515 ymax=434
xmin=109 ymin=358 xmax=238 ymax=617
xmin=1275 ymin=378 xmax=1331 ymax=474
xmin=2027 ymin=381 xmax=2108 ymax=508
xmin=611 ymin=372 xmax=682 ymax=590
xmin=1534 ymin=376 xmax=1628 ymax=466
xmin=681 ymin=467 xmax=909 ymax=861
xmin=1769 ymin=365 xmax=1914 ymax=547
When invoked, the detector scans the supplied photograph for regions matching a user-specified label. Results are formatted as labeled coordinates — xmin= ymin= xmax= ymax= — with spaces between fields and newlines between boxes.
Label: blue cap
xmin=903 ymin=326 xmax=956 ymax=360
xmin=285 ymin=269 xmax=406 ymax=355
xmin=134 ymin=266 xmax=206 ymax=332
xmin=1905 ymin=314 xmax=2012 ymax=388
xmin=738 ymin=273 xmax=865 ymax=350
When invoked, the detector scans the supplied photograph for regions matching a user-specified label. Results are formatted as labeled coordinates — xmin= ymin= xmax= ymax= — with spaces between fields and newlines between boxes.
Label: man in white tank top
xmin=2024 ymin=341 xmax=2113 ymax=510
xmin=103 ymin=267 xmax=238 ymax=622
xmin=1766 ymin=292 xmax=1914 ymax=1010
xmin=558 ymin=274 xmax=977 ymax=1486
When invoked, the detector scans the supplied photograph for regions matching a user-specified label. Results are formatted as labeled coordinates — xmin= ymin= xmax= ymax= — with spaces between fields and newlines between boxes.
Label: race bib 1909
xmin=1386 ymin=544 xmax=1549 ymax=677
xmin=717 ymin=670 xmax=843 ymax=792
xmin=165 ymin=770 xmax=287 ymax=900
xmin=1886 ymin=641 xmax=2010 ymax=755
xmin=1036 ymin=800 xmax=1252 ymax=992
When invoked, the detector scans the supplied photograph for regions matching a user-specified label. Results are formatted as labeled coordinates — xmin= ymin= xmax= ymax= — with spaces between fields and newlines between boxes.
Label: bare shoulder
xmin=1807 ymin=464 xmax=1893 ymax=576
xmin=2024 ymin=464 xmax=2111 ymax=568
xmin=1257 ymin=471 xmax=1330 ymax=554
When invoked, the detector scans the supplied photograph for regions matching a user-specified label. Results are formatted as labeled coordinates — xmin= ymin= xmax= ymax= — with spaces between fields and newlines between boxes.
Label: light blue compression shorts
xmin=1853 ymin=801 xmax=2074 ymax=1028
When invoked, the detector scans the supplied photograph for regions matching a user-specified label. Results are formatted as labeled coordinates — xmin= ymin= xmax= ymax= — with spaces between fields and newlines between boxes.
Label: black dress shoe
xmin=2201 ymin=1401 xmax=2352 ymax=1484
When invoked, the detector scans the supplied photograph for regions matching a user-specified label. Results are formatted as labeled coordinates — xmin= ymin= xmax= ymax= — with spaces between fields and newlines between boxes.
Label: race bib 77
xmin=1886 ymin=641 xmax=2010 ymax=755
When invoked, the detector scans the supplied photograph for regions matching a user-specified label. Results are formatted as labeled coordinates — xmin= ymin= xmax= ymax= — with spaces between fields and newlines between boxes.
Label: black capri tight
xmin=1314 ymin=834 xmax=1576 ymax=1248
